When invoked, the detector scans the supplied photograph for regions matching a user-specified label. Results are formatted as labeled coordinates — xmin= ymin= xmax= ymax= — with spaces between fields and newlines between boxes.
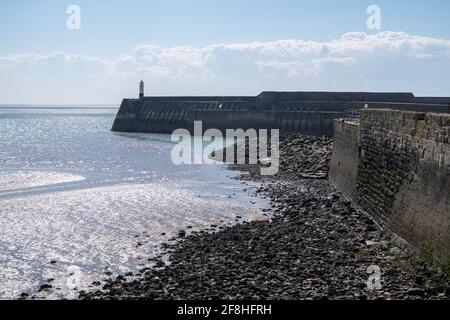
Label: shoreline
xmin=61 ymin=135 xmax=449 ymax=299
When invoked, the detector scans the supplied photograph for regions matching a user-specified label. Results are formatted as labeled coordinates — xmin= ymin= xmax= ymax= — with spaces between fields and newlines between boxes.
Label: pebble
xmin=80 ymin=134 xmax=449 ymax=300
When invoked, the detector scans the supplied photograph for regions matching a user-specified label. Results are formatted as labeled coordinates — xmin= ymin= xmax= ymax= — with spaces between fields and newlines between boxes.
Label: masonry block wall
xmin=330 ymin=109 xmax=450 ymax=255
xmin=356 ymin=110 xmax=423 ymax=227
xmin=329 ymin=120 xmax=361 ymax=200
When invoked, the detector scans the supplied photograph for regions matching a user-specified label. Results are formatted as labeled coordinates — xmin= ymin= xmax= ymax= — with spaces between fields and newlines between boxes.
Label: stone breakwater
xmin=75 ymin=135 xmax=448 ymax=300
xmin=111 ymin=91 xmax=450 ymax=137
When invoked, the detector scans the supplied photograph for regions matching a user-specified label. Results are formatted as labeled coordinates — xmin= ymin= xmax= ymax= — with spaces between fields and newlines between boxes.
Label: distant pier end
xmin=112 ymin=84 xmax=450 ymax=136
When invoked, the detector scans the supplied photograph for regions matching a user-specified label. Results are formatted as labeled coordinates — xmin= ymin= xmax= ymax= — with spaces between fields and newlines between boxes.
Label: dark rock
xmin=116 ymin=275 xmax=125 ymax=282
xmin=38 ymin=284 xmax=52 ymax=292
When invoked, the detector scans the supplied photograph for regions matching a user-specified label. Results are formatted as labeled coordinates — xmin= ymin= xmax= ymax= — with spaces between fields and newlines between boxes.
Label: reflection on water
xmin=0 ymin=106 xmax=267 ymax=299
xmin=0 ymin=171 xmax=85 ymax=192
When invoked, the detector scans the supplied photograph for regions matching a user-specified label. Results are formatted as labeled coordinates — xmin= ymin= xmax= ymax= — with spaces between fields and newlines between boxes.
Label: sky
xmin=0 ymin=0 xmax=450 ymax=104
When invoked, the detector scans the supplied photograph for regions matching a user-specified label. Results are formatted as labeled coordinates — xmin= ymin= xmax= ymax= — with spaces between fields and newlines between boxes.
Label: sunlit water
xmin=0 ymin=106 xmax=267 ymax=299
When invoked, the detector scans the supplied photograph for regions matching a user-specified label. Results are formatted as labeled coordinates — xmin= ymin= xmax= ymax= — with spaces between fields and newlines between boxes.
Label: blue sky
xmin=0 ymin=0 xmax=450 ymax=104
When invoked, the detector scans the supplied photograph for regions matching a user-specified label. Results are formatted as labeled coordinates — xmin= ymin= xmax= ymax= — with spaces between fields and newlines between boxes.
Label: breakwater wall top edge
xmin=129 ymin=90 xmax=450 ymax=105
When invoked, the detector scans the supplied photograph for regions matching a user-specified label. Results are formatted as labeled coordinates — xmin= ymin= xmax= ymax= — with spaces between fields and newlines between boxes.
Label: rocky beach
xmin=72 ymin=135 xmax=449 ymax=300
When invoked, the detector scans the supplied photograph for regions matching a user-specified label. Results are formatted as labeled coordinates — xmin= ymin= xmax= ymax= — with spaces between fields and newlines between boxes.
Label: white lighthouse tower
xmin=139 ymin=80 xmax=144 ymax=99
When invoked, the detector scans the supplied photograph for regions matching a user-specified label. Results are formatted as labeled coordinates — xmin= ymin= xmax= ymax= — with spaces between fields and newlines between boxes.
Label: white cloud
xmin=330 ymin=31 xmax=450 ymax=55
xmin=0 ymin=31 xmax=449 ymax=103
xmin=115 ymin=44 xmax=214 ymax=78
xmin=256 ymin=57 xmax=357 ymax=78
xmin=209 ymin=39 xmax=323 ymax=56
xmin=0 ymin=51 xmax=112 ymax=70
xmin=1 ymin=31 xmax=449 ymax=78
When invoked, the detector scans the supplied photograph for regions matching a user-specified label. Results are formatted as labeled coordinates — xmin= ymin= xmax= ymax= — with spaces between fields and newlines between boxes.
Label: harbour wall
xmin=111 ymin=91 xmax=450 ymax=136
xmin=330 ymin=109 xmax=450 ymax=256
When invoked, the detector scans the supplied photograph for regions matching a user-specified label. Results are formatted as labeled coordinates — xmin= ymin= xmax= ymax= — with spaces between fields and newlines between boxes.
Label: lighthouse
xmin=139 ymin=80 xmax=144 ymax=99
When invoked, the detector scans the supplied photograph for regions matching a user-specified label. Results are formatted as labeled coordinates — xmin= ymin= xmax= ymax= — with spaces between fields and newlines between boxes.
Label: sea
xmin=0 ymin=105 xmax=267 ymax=299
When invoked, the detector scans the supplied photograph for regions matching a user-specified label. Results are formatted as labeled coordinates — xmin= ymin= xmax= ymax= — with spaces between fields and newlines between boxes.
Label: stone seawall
xmin=192 ymin=110 xmax=340 ymax=136
xmin=111 ymin=91 xmax=450 ymax=136
xmin=330 ymin=109 xmax=450 ymax=256
xmin=329 ymin=119 xmax=360 ymax=199
xmin=112 ymin=98 xmax=346 ymax=136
